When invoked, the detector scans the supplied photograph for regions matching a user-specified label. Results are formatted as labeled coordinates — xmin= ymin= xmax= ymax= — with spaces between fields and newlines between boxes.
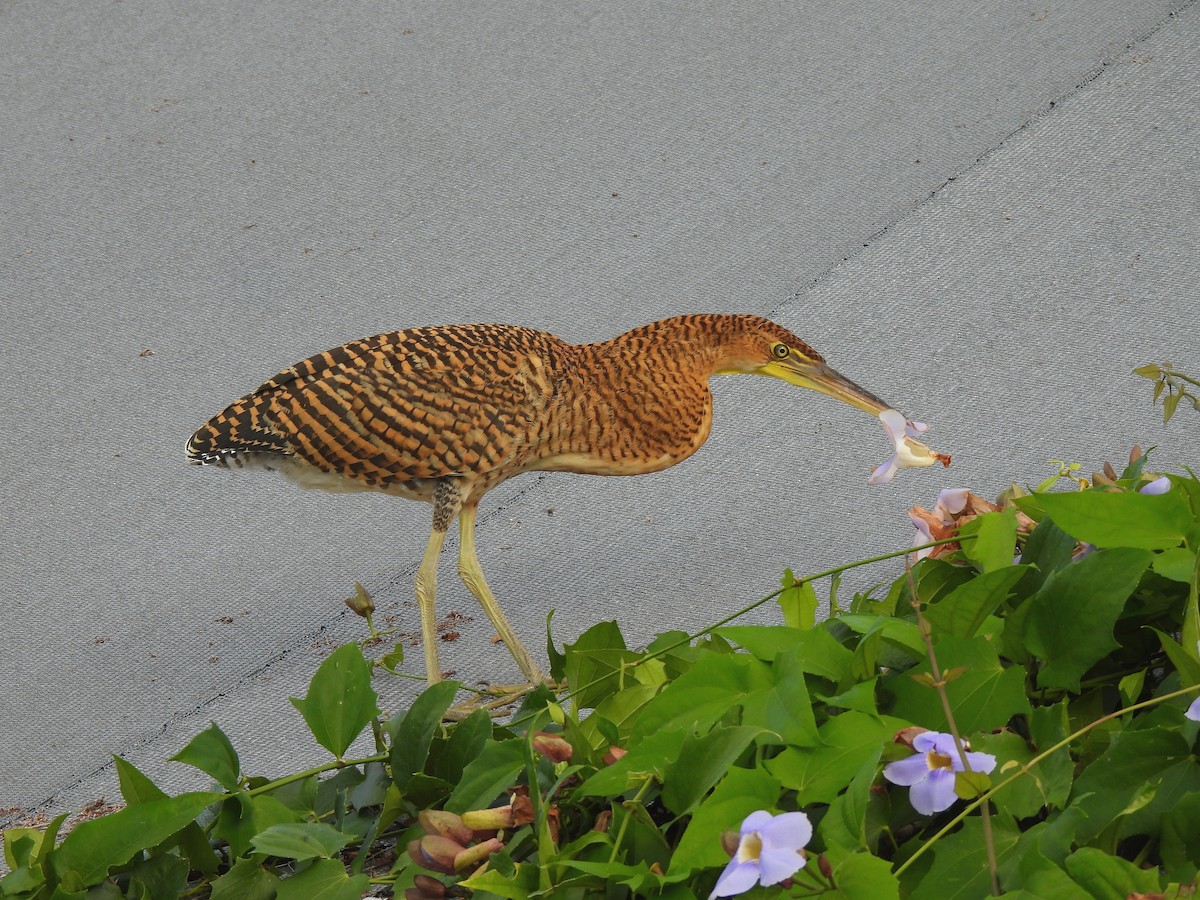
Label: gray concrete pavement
xmin=2 ymin=0 xmax=1197 ymax=819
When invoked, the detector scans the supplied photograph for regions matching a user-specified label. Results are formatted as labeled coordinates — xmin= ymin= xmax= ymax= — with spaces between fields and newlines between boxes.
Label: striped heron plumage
xmin=187 ymin=314 xmax=900 ymax=688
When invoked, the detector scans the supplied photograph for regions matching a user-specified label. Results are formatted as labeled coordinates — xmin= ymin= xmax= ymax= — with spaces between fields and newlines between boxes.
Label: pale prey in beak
xmin=868 ymin=409 xmax=951 ymax=485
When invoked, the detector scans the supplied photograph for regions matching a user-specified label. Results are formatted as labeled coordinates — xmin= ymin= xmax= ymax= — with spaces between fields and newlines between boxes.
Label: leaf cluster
xmin=4 ymin=461 xmax=1200 ymax=898
xmin=1135 ymin=363 xmax=1200 ymax=424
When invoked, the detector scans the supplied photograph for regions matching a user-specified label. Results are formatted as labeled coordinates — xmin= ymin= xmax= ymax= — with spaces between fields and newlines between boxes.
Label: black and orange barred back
xmin=187 ymin=315 xmax=827 ymax=498
xmin=186 ymin=324 xmax=572 ymax=489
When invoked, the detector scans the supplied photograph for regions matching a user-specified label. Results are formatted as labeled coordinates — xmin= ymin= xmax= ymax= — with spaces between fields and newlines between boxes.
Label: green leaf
xmin=837 ymin=615 xmax=926 ymax=660
xmin=379 ymin=642 xmax=405 ymax=673
xmin=289 ymin=643 xmax=380 ymax=759
xmin=389 ymin=679 xmax=460 ymax=790
xmin=1133 ymin=364 xmax=1162 ymax=378
xmin=661 ymin=726 xmax=764 ymax=815
xmin=113 ymin=757 xmax=168 ymax=805
xmin=1024 ymin=489 xmax=1190 ymax=549
xmin=820 ymin=748 xmax=883 ymax=851
xmin=401 ymin=772 xmax=454 ymax=809
xmin=273 ymin=858 xmax=370 ymax=900
xmin=1026 ymin=702 xmax=1074 ymax=810
xmin=739 ymin=643 xmax=819 ymax=746
xmin=556 ymin=859 xmax=678 ymax=893
xmin=716 ymin=624 xmax=853 ymax=681
xmin=249 ymin=823 xmax=354 ymax=861
xmin=954 ymin=770 xmax=991 ymax=802
xmin=824 ymin=851 xmax=900 ymax=900
xmin=1161 ymin=790 xmax=1200 ymax=882
xmin=779 ymin=569 xmax=818 ymax=629
xmin=444 ymin=738 xmax=526 ymax=813
xmin=1153 ymin=546 xmax=1197 ymax=583
xmin=819 ymin=678 xmax=879 ymax=716
xmin=1069 ymin=727 xmax=1191 ymax=842
xmin=669 ymin=765 xmax=780 ymax=875
xmin=348 ymin=760 xmax=390 ymax=809
xmin=1025 ymin=547 xmax=1152 ymax=691
xmin=564 ymin=620 xmax=629 ymax=709
xmin=923 ymin=565 xmax=1031 ymax=638
xmin=1062 ymin=847 xmax=1162 ymax=899
xmin=213 ymin=794 xmax=301 ymax=858
xmin=0 ymin=863 xmax=44 ymax=895
xmin=958 ymin=508 xmax=1018 ymax=573
xmin=459 ymin=865 xmax=538 ymax=898
xmin=887 ymin=634 xmax=1031 ymax=735
xmin=209 ymin=857 xmax=280 ymax=900
xmin=1119 ymin=745 xmax=1200 ymax=841
xmin=4 ymin=829 xmax=44 ymax=871
xmin=170 ymin=722 xmax=240 ymax=790
xmin=1020 ymin=517 xmax=1078 ymax=589
xmin=1147 ymin=628 xmax=1200 ymax=691
xmin=127 ymin=853 xmax=189 ymax=900
xmin=1164 ymin=390 xmax=1182 ymax=422
xmin=113 ymin=756 xmax=219 ymax=875
xmin=546 ymin=609 xmax=567 ymax=682
xmin=975 ymin=731 xmax=1062 ymax=819
xmin=767 ymin=712 xmax=901 ymax=805
xmin=428 ymin=706 xmax=491 ymax=785
xmin=50 ymin=791 xmax=222 ymax=885
xmin=632 ymin=651 xmax=763 ymax=740
xmin=576 ymin=728 xmax=687 ymax=798
xmin=1013 ymin=842 xmax=1090 ymax=899
xmin=907 ymin=813 xmax=1020 ymax=900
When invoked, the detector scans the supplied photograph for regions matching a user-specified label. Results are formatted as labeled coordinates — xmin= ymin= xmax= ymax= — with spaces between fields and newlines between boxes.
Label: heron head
xmin=715 ymin=316 xmax=893 ymax=417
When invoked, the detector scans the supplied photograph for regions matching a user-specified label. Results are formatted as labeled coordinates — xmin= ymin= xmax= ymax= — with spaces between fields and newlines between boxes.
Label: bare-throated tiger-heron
xmin=188 ymin=314 xmax=912 ymax=687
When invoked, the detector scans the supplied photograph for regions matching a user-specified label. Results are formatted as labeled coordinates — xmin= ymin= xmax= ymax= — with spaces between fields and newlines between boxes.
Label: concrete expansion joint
xmin=779 ymin=0 xmax=1198 ymax=312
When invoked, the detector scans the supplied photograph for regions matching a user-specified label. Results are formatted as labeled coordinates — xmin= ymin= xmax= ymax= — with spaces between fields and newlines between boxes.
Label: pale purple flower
xmin=908 ymin=488 xmax=971 ymax=559
xmin=882 ymin=731 xmax=996 ymax=815
xmin=709 ymin=810 xmax=811 ymax=898
xmin=869 ymin=410 xmax=951 ymax=485
xmin=1140 ymin=475 xmax=1172 ymax=495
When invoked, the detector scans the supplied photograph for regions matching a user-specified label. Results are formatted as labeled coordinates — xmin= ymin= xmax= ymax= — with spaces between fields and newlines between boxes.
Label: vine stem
xmin=245 ymin=754 xmax=386 ymax=797
xmin=905 ymin=558 xmax=999 ymax=896
xmin=1162 ymin=366 xmax=1200 ymax=389
xmin=607 ymin=778 xmax=654 ymax=865
xmin=894 ymin=681 xmax=1200 ymax=878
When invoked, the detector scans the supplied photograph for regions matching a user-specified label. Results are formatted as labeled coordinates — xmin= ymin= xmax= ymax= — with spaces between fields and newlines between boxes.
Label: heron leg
xmin=457 ymin=503 xmax=547 ymax=686
xmin=414 ymin=479 xmax=462 ymax=685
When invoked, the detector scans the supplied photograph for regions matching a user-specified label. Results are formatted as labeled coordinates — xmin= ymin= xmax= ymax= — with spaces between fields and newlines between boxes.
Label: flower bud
xmin=532 ymin=732 xmax=573 ymax=762
xmin=720 ymin=828 xmax=740 ymax=857
xmin=592 ymin=809 xmax=613 ymax=832
xmin=407 ymin=835 xmax=465 ymax=875
xmin=818 ymin=854 xmax=834 ymax=879
xmin=603 ymin=745 xmax=628 ymax=765
xmin=418 ymin=809 xmax=473 ymax=845
xmin=344 ymin=582 xmax=375 ymax=618
xmin=454 ymin=837 xmax=505 ymax=872
xmin=892 ymin=726 xmax=929 ymax=749
xmin=404 ymin=874 xmax=447 ymax=899
xmin=460 ymin=806 xmax=512 ymax=830
xmin=461 ymin=793 xmax=534 ymax=832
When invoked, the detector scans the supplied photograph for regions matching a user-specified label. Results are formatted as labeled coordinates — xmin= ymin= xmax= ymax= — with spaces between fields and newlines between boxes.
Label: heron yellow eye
xmin=772 ymin=343 xmax=790 ymax=359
